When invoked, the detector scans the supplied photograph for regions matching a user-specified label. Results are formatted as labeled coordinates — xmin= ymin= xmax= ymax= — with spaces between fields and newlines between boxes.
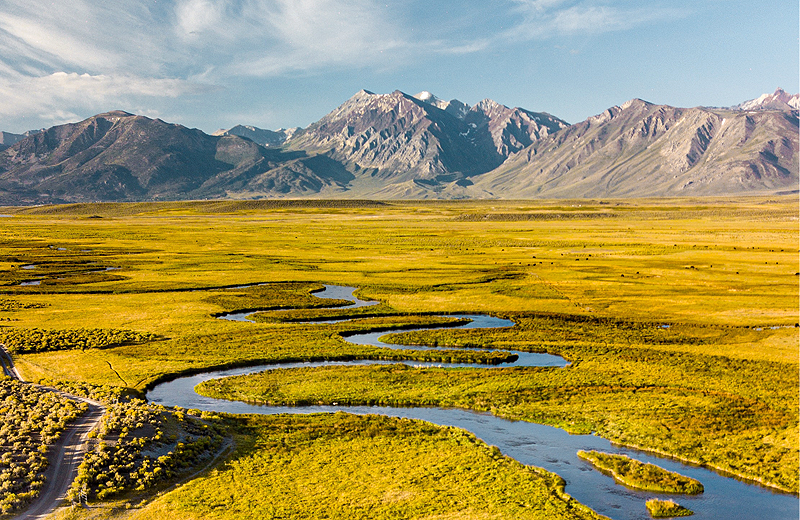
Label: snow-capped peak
xmin=735 ymin=88 xmax=799 ymax=111
xmin=413 ymin=91 xmax=470 ymax=119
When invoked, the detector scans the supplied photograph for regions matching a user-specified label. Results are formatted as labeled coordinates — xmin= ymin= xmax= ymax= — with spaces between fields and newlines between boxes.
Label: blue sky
xmin=0 ymin=0 xmax=797 ymax=133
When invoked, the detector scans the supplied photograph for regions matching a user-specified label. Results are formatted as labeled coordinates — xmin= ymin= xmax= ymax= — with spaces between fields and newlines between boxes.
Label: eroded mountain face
xmin=480 ymin=99 xmax=798 ymax=198
xmin=286 ymin=90 xmax=569 ymax=183
xmin=0 ymin=112 xmax=352 ymax=203
xmin=0 ymin=89 xmax=796 ymax=203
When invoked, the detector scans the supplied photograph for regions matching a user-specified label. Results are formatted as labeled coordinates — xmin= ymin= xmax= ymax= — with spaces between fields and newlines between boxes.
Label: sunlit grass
xmin=576 ymin=450 xmax=703 ymax=494
xmin=64 ymin=413 xmax=606 ymax=520
xmin=0 ymin=196 xmax=796 ymax=512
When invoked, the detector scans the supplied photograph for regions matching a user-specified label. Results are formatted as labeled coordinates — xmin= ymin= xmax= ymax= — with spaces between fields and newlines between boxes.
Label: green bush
xmin=0 ymin=378 xmax=85 ymax=515
xmin=646 ymin=498 xmax=694 ymax=517
xmin=69 ymin=400 xmax=225 ymax=503
xmin=0 ymin=328 xmax=157 ymax=354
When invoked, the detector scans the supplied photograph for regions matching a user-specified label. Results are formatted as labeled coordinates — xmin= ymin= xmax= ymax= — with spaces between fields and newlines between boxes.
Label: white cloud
xmin=512 ymin=0 xmax=573 ymax=12
xmin=0 ymin=0 xmax=692 ymax=131
xmin=0 ymin=0 xmax=680 ymax=86
xmin=0 ymin=0 xmax=418 ymax=78
xmin=0 ymin=72 xmax=215 ymax=121
xmin=174 ymin=0 xmax=413 ymax=76
xmin=504 ymin=0 xmax=687 ymax=39
xmin=175 ymin=0 xmax=230 ymax=43
xmin=0 ymin=1 xmax=172 ymax=75
xmin=432 ymin=39 xmax=493 ymax=56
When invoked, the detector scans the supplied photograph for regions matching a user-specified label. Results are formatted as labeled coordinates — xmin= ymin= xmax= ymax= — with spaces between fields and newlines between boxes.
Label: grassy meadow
xmin=0 ymin=197 xmax=797 ymax=516
xmin=50 ymin=413 xmax=605 ymax=520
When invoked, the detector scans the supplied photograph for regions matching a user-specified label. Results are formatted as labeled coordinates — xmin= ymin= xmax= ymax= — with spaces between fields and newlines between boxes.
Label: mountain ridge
xmin=732 ymin=88 xmax=799 ymax=112
xmin=0 ymin=89 xmax=796 ymax=203
xmin=0 ymin=111 xmax=352 ymax=204
xmin=212 ymin=125 xmax=299 ymax=147
xmin=476 ymin=99 xmax=797 ymax=198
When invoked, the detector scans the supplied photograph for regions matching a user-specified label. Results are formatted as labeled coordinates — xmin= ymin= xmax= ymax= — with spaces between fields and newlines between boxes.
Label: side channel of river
xmin=147 ymin=285 xmax=799 ymax=520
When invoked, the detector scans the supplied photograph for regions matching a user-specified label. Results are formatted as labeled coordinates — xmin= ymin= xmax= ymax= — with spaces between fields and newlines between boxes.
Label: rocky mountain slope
xmin=733 ymin=88 xmax=799 ymax=112
xmin=0 ymin=111 xmax=351 ymax=203
xmin=475 ymin=99 xmax=798 ymax=198
xmin=212 ymin=125 xmax=299 ymax=147
xmin=0 ymin=89 xmax=796 ymax=203
xmin=285 ymin=89 xmax=567 ymax=196
xmin=0 ymin=132 xmax=25 ymax=151
xmin=0 ymin=130 xmax=41 ymax=152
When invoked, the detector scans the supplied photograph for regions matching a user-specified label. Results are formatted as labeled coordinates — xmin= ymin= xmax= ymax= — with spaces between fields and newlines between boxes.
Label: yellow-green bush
xmin=0 ymin=328 xmax=156 ymax=354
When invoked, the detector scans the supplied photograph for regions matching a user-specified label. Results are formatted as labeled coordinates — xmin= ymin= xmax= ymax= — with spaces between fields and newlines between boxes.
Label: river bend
xmin=148 ymin=285 xmax=798 ymax=520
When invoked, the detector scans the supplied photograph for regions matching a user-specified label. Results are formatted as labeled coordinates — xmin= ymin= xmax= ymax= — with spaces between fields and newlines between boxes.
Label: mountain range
xmin=0 ymin=88 xmax=796 ymax=203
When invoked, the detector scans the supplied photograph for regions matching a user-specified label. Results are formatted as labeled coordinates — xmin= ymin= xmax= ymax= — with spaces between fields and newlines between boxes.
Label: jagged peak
xmin=347 ymin=89 xmax=377 ymax=102
xmin=412 ymin=90 xmax=444 ymax=106
xmin=94 ymin=110 xmax=135 ymax=119
xmin=620 ymin=98 xmax=654 ymax=111
xmin=474 ymin=99 xmax=507 ymax=112
xmin=410 ymin=90 xmax=470 ymax=118
xmin=735 ymin=88 xmax=800 ymax=111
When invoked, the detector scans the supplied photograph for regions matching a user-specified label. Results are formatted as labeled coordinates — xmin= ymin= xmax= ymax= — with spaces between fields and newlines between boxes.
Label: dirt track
xmin=2 ymin=345 xmax=106 ymax=520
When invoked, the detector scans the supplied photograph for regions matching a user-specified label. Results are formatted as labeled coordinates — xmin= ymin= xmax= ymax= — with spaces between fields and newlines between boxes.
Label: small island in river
xmin=577 ymin=450 xmax=704 ymax=494
xmin=646 ymin=498 xmax=694 ymax=517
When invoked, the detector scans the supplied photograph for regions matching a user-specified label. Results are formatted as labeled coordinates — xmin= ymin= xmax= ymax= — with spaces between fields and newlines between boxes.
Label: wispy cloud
xmin=174 ymin=0 xmax=231 ymax=43
xmin=0 ymin=0 xmax=688 ymax=82
xmin=504 ymin=0 xmax=688 ymax=40
xmin=0 ymin=0 xmax=691 ymax=129
xmin=0 ymin=1 xmax=172 ymax=75
xmin=0 ymin=0 xmax=416 ymax=80
xmin=170 ymin=0 xmax=413 ymax=76
xmin=0 ymin=72 xmax=215 ymax=124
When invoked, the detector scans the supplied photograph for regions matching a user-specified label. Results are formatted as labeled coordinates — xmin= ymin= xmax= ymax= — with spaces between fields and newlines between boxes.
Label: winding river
xmin=147 ymin=285 xmax=799 ymax=520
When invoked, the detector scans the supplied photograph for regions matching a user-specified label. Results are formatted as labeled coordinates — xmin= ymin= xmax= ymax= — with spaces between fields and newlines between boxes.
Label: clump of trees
xmin=0 ymin=328 xmax=157 ymax=354
xmin=0 ymin=378 xmax=85 ymax=515
xmin=69 ymin=400 xmax=224 ymax=502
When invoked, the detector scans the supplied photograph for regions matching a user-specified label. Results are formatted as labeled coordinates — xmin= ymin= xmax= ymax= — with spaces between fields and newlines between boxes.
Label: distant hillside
xmin=0 ymin=130 xmax=41 ymax=152
xmin=212 ymin=125 xmax=299 ymax=147
xmin=0 ymin=112 xmax=352 ymax=204
xmin=733 ymin=88 xmax=799 ymax=112
xmin=0 ymin=89 xmax=796 ymax=203
xmin=475 ymin=99 xmax=798 ymax=198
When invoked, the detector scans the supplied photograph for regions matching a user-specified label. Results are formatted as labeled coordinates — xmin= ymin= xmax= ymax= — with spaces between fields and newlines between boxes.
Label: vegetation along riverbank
xmin=0 ymin=197 xmax=796 ymax=518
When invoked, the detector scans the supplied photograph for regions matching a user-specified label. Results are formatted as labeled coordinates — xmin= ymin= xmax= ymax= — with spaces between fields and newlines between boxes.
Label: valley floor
xmin=0 ymin=196 xmax=796 ymax=519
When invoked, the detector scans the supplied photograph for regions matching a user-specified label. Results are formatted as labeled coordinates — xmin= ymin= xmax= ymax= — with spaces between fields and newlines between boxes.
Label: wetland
xmin=0 ymin=197 xmax=797 ymax=519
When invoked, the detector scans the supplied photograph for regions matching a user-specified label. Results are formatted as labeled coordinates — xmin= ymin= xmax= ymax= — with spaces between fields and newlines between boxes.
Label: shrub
xmin=646 ymin=498 xmax=694 ymax=517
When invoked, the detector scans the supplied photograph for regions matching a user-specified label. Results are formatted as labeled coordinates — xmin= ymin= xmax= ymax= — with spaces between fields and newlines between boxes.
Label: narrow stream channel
xmin=148 ymin=285 xmax=799 ymax=520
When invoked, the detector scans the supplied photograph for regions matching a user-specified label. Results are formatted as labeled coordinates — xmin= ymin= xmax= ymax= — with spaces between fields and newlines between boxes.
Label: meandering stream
xmin=148 ymin=285 xmax=798 ymax=520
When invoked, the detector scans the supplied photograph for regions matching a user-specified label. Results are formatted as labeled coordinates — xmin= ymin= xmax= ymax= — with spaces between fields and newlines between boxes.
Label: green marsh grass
xmin=646 ymin=498 xmax=694 ymax=517
xmin=0 ymin=197 xmax=796 ymax=510
xmin=60 ymin=413 xmax=606 ymax=520
xmin=576 ymin=450 xmax=703 ymax=494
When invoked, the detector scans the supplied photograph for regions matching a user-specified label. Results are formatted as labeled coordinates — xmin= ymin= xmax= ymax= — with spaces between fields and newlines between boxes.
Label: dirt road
xmin=2 ymin=345 xmax=107 ymax=520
